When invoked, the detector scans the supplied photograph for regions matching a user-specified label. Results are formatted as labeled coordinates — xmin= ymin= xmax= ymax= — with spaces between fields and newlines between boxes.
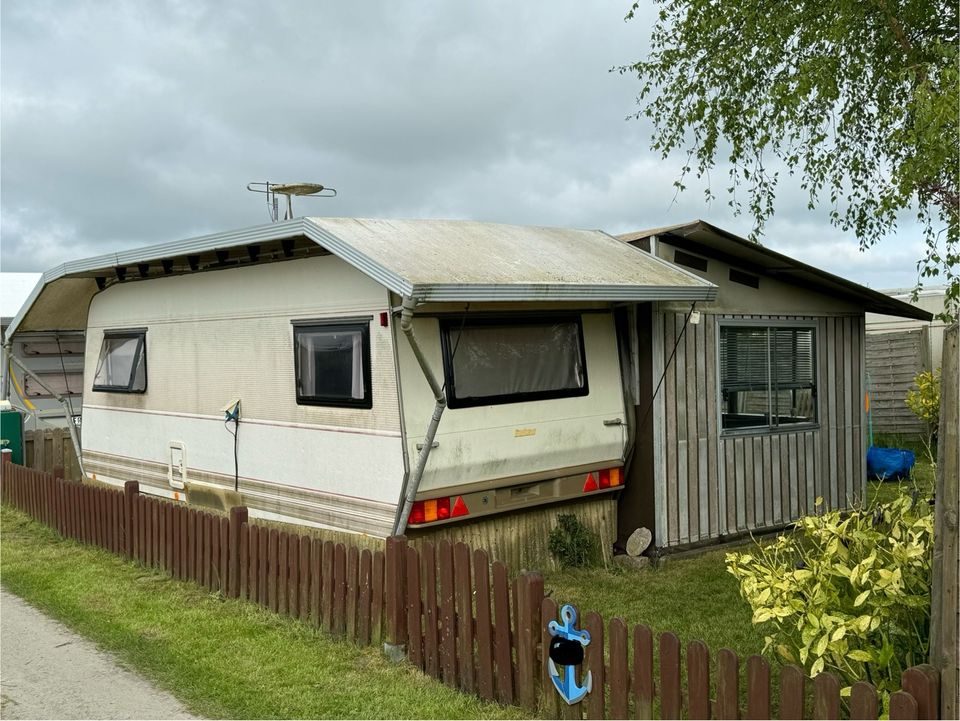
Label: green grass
xmin=0 ymin=507 xmax=527 ymax=720
xmin=543 ymin=545 xmax=765 ymax=658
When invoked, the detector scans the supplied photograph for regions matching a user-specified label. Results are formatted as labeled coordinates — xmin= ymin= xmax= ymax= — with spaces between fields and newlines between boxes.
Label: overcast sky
xmin=0 ymin=0 xmax=928 ymax=291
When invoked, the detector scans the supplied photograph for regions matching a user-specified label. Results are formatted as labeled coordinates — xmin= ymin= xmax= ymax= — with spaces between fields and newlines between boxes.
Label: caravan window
xmin=92 ymin=330 xmax=147 ymax=393
xmin=440 ymin=314 xmax=588 ymax=409
xmin=294 ymin=322 xmax=372 ymax=408
xmin=719 ymin=324 xmax=817 ymax=431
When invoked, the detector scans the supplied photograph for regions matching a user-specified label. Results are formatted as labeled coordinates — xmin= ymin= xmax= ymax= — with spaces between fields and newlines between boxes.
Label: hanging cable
xmin=224 ymin=415 xmax=239 ymax=492
xmin=636 ymin=301 xmax=698 ymax=434
xmin=55 ymin=333 xmax=77 ymax=422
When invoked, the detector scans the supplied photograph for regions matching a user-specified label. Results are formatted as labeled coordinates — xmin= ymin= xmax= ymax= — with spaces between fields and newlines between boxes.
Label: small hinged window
xmin=294 ymin=322 xmax=372 ymax=408
xmin=92 ymin=330 xmax=147 ymax=393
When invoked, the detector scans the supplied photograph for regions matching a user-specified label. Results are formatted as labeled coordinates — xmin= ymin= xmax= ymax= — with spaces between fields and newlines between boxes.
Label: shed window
xmin=92 ymin=331 xmax=147 ymax=393
xmin=440 ymin=314 xmax=588 ymax=409
xmin=294 ymin=323 xmax=371 ymax=408
xmin=719 ymin=325 xmax=816 ymax=431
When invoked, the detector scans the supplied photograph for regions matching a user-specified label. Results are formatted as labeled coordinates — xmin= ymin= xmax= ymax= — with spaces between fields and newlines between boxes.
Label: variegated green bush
xmin=726 ymin=493 xmax=933 ymax=709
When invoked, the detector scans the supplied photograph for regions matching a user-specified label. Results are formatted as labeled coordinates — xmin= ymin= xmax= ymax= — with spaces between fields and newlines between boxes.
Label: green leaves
xmin=725 ymin=492 xmax=933 ymax=714
xmin=621 ymin=0 xmax=959 ymax=319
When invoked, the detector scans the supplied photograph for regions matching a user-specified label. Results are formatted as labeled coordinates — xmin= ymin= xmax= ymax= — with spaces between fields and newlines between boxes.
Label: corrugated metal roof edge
xmin=6 ymin=217 xmax=719 ymax=340
xmin=619 ymin=220 xmax=934 ymax=322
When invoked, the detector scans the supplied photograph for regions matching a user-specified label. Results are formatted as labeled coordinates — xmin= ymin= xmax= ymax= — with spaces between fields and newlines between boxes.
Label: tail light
xmin=409 ymin=495 xmax=470 ymax=526
xmin=583 ymin=467 xmax=623 ymax=493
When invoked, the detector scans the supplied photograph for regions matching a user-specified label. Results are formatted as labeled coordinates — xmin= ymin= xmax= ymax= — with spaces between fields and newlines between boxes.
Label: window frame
xmin=292 ymin=319 xmax=373 ymax=409
xmin=439 ymin=312 xmax=589 ymax=410
xmin=717 ymin=319 xmax=819 ymax=436
xmin=91 ymin=329 xmax=148 ymax=394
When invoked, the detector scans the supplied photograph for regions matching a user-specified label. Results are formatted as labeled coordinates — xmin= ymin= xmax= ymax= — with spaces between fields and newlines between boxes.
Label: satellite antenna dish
xmin=246 ymin=181 xmax=337 ymax=222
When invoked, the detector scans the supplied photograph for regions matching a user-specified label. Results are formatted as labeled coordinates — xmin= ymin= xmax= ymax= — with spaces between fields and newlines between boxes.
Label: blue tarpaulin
xmin=866 ymin=446 xmax=916 ymax=481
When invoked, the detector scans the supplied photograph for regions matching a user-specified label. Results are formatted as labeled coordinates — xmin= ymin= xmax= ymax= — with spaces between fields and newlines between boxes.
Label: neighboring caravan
xmin=4 ymin=218 xmax=715 ymax=547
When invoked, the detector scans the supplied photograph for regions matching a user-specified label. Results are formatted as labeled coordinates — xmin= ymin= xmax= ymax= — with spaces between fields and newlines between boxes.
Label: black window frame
xmin=439 ymin=313 xmax=589 ymax=410
xmin=293 ymin=321 xmax=373 ymax=409
xmin=718 ymin=321 xmax=818 ymax=434
xmin=91 ymin=329 xmax=148 ymax=394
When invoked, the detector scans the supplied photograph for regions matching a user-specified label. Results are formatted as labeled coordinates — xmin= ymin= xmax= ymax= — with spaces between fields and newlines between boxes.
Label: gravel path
xmin=0 ymin=590 xmax=197 ymax=720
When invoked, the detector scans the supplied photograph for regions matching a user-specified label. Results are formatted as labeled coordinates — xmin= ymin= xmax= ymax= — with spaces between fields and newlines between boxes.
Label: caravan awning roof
xmin=619 ymin=219 xmax=933 ymax=321
xmin=6 ymin=217 xmax=717 ymax=338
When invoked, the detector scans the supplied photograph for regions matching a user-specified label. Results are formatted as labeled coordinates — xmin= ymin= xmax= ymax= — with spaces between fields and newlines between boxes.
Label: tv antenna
xmin=247 ymin=182 xmax=337 ymax=222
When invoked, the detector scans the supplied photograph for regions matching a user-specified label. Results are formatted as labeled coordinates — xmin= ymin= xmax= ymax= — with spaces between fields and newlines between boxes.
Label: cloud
xmin=0 ymin=0 xmax=928 ymax=292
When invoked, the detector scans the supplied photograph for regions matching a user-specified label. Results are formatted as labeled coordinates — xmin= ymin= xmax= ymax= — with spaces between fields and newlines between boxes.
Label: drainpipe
xmin=393 ymin=296 xmax=446 ymax=535
xmin=6 ymin=352 xmax=86 ymax=478
xmin=1 ymin=340 xmax=11 ymax=401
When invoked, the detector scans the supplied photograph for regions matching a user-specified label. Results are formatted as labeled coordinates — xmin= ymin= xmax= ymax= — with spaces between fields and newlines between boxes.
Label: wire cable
xmin=225 ymin=416 xmax=239 ymax=492
xmin=55 ymin=334 xmax=77 ymax=422
xmin=636 ymin=301 xmax=698 ymax=435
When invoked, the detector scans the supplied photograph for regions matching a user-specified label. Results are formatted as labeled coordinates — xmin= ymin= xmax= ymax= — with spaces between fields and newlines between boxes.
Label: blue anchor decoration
xmin=547 ymin=604 xmax=592 ymax=705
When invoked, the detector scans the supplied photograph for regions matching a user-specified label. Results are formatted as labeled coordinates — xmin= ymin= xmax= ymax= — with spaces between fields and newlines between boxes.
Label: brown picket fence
xmin=0 ymin=459 xmax=944 ymax=720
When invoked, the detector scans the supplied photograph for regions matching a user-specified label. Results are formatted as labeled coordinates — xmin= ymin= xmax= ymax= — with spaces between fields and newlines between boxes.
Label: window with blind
xmin=719 ymin=324 xmax=817 ymax=431
xmin=294 ymin=322 xmax=372 ymax=408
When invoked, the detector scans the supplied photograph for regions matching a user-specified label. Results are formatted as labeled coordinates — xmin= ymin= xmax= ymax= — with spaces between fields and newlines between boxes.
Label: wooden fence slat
xmin=890 ymin=690 xmax=920 ymax=720
xmin=298 ymin=535 xmax=310 ymax=623
xmin=286 ymin=534 xmax=298 ymax=618
xmin=778 ymin=664 xmax=805 ymax=720
xmin=371 ymin=549 xmax=385 ymax=644
xmin=438 ymin=539 xmax=457 ymax=687
xmin=138 ymin=495 xmax=147 ymax=563
xmin=384 ymin=536 xmax=407 ymax=649
xmin=406 ymin=546 xmax=423 ymax=669
xmin=152 ymin=498 xmax=161 ymax=567
xmin=333 ymin=543 xmax=347 ymax=636
xmin=813 ymin=673 xmax=840 ymax=720
xmin=716 ymin=648 xmax=739 ymax=720
xmin=584 ymin=611 xmax=605 ymax=720
xmin=345 ymin=545 xmax=359 ymax=639
xmin=688 ymin=640 xmax=711 ymax=720
xmin=186 ymin=509 xmax=197 ymax=581
xmin=239 ymin=522 xmax=249 ymax=601
xmin=358 ymin=549 xmax=372 ymax=645
xmin=517 ymin=573 xmax=544 ymax=713
xmin=322 ymin=541 xmax=335 ymax=633
xmin=158 ymin=498 xmax=167 ymax=570
xmin=172 ymin=505 xmax=181 ymax=580
xmin=474 ymin=549 xmax=495 ymax=702
xmin=310 ymin=538 xmax=322 ymax=628
xmin=902 ymin=665 xmax=940 ymax=720
xmin=217 ymin=517 xmax=228 ymax=593
xmin=633 ymin=624 xmax=655 ymax=720
xmin=492 ymin=560 xmax=514 ymax=705
xmin=277 ymin=531 xmax=289 ymax=616
xmin=540 ymin=597 xmax=561 ymax=720
xmin=267 ymin=529 xmax=279 ymax=612
xmin=194 ymin=510 xmax=204 ymax=584
xmin=245 ymin=525 xmax=257 ymax=602
xmin=746 ymin=655 xmax=770 ymax=720
xmin=228 ymin=507 xmax=248 ymax=598
xmin=849 ymin=681 xmax=879 ymax=720
xmin=203 ymin=513 xmax=214 ymax=588
xmin=421 ymin=542 xmax=440 ymax=680
xmin=454 ymin=542 xmax=475 ymax=693
xmin=660 ymin=632 xmax=682 ymax=720
xmin=180 ymin=505 xmax=189 ymax=582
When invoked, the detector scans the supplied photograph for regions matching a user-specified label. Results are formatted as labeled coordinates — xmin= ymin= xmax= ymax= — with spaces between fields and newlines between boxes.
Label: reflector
xmin=451 ymin=496 xmax=469 ymax=517
xmin=582 ymin=473 xmax=598 ymax=492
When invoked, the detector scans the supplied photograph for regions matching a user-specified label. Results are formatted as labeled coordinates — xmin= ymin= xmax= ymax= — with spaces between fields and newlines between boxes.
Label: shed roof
xmin=618 ymin=219 xmax=932 ymax=321
xmin=6 ymin=217 xmax=716 ymax=338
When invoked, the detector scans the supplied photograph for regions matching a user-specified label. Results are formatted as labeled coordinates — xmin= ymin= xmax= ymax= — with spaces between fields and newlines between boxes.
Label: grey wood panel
xmin=734 ymin=436 xmax=746 ymax=531
xmin=664 ymin=311 xmax=678 ymax=545
xmin=676 ymin=313 xmax=689 ymax=543
xmin=705 ymin=316 xmax=720 ymax=535
xmin=843 ymin=317 xmax=855 ymax=507
xmin=695 ymin=320 xmax=709 ymax=538
xmin=652 ymin=308 xmax=668 ymax=545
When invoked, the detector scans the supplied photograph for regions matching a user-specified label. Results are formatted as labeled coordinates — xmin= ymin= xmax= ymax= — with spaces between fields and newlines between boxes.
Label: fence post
xmin=228 ymin=506 xmax=248 ymax=597
xmin=931 ymin=322 xmax=959 ymax=719
xmin=123 ymin=481 xmax=139 ymax=559
xmin=384 ymin=535 xmax=408 ymax=661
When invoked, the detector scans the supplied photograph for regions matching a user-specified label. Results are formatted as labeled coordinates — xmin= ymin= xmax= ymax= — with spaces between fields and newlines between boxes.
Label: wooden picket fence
xmin=0 ymin=460 xmax=944 ymax=720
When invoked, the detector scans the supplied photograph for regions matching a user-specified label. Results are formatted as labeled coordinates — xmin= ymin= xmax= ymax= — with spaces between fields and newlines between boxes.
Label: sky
xmin=0 ymin=0 xmax=930 ymax=291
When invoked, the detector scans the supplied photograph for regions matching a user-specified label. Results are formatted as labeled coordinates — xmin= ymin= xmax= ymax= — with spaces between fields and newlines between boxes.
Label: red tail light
xmin=583 ymin=468 xmax=623 ymax=493
xmin=408 ymin=495 xmax=470 ymax=526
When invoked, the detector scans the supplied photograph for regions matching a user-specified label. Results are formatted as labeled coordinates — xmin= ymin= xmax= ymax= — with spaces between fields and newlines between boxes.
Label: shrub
xmin=905 ymin=368 xmax=941 ymax=465
xmin=548 ymin=514 xmax=601 ymax=568
xmin=726 ymin=493 xmax=933 ymax=711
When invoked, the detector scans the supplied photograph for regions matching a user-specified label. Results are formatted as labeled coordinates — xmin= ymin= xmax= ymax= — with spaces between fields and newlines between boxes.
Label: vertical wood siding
xmin=657 ymin=312 xmax=865 ymax=547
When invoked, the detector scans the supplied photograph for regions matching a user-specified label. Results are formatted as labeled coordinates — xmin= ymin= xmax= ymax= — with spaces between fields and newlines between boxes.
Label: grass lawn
xmin=0 ymin=506 xmax=527 ymax=720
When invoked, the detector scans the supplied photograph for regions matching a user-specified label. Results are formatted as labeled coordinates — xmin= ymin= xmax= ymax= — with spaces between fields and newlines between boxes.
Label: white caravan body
xmin=7 ymin=218 xmax=716 ymax=538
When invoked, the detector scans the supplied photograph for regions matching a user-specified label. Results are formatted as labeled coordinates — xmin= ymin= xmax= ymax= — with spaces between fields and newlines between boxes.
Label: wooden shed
xmin=615 ymin=220 xmax=932 ymax=552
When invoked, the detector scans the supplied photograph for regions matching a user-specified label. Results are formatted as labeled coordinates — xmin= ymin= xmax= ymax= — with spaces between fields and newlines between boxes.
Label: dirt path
xmin=0 ymin=590 xmax=197 ymax=720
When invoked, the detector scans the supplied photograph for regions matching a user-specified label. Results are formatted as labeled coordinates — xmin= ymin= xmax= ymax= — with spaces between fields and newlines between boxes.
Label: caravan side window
xmin=294 ymin=322 xmax=372 ymax=408
xmin=440 ymin=314 xmax=588 ymax=409
xmin=92 ymin=330 xmax=147 ymax=393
